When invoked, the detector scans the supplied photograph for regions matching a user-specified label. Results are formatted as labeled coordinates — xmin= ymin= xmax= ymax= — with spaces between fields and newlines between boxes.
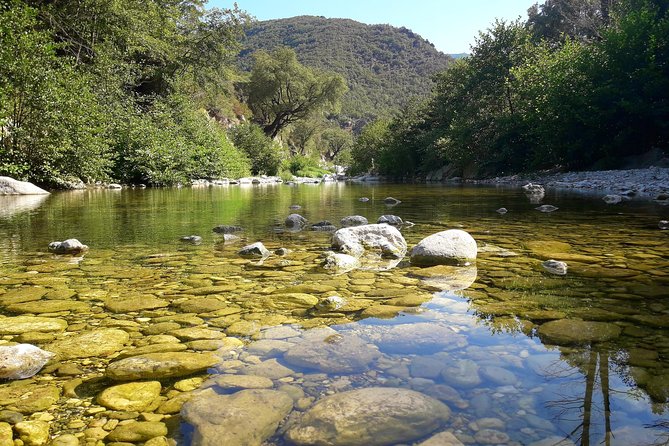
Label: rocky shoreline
xmin=474 ymin=166 xmax=669 ymax=197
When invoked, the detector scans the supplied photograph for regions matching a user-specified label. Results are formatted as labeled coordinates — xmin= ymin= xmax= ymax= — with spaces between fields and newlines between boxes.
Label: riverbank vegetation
xmin=350 ymin=0 xmax=669 ymax=178
xmin=2 ymin=0 xmax=667 ymax=187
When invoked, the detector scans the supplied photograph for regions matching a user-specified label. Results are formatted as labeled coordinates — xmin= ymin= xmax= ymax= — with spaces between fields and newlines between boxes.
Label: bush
xmin=228 ymin=123 xmax=283 ymax=175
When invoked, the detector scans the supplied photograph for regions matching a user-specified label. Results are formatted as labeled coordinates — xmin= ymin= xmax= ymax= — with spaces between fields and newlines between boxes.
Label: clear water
xmin=0 ymin=183 xmax=668 ymax=445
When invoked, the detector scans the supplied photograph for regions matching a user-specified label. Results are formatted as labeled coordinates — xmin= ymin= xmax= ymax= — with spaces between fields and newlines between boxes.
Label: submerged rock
xmin=496 ymin=207 xmax=508 ymax=214
xmin=182 ymin=388 xmax=293 ymax=446
xmin=0 ymin=344 xmax=54 ymax=379
xmin=97 ymin=381 xmax=162 ymax=411
xmin=285 ymin=387 xmax=450 ymax=446
xmin=238 ymin=242 xmax=271 ymax=258
xmin=48 ymin=239 xmax=89 ymax=254
xmin=659 ymin=220 xmax=669 ymax=230
xmin=340 ymin=215 xmax=368 ymax=227
xmin=384 ymin=196 xmax=402 ymax=205
xmin=283 ymin=332 xmax=381 ymax=374
xmin=522 ymin=183 xmax=545 ymax=196
xmin=358 ymin=197 xmax=370 ymax=202
xmin=107 ymin=352 xmax=218 ymax=380
xmin=0 ymin=316 xmax=68 ymax=335
xmin=535 ymin=205 xmax=559 ymax=213
xmin=47 ymin=328 xmax=130 ymax=360
xmin=542 ymin=259 xmax=568 ymax=275
xmin=310 ymin=220 xmax=337 ymax=231
xmin=411 ymin=229 xmax=477 ymax=266
xmin=538 ymin=319 xmax=622 ymax=345
xmin=212 ymin=225 xmax=243 ymax=234
xmin=0 ymin=176 xmax=49 ymax=195
xmin=603 ymin=194 xmax=623 ymax=204
xmin=321 ymin=251 xmax=361 ymax=274
xmin=412 ymin=265 xmax=477 ymax=291
xmin=180 ymin=235 xmax=202 ymax=244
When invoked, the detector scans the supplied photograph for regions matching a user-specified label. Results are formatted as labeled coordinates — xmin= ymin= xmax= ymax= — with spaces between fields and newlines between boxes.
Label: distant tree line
xmin=350 ymin=0 xmax=669 ymax=178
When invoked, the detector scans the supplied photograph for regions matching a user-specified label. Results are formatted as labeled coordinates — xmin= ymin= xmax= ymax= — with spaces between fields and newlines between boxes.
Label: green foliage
xmin=244 ymin=47 xmax=347 ymax=138
xmin=228 ymin=123 xmax=282 ymax=175
xmin=349 ymin=119 xmax=391 ymax=175
xmin=241 ymin=16 xmax=452 ymax=122
xmin=372 ymin=0 xmax=668 ymax=178
xmin=285 ymin=155 xmax=329 ymax=177
xmin=319 ymin=126 xmax=353 ymax=163
xmin=0 ymin=0 xmax=254 ymax=188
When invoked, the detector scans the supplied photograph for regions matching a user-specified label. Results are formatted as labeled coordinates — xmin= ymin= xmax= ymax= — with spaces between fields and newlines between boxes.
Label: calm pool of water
xmin=0 ymin=183 xmax=668 ymax=446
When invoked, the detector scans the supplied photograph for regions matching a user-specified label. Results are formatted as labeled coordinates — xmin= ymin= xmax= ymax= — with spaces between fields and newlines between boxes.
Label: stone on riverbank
xmin=182 ymin=388 xmax=293 ymax=446
xmin=411 ymin=229 xmax=477 ymax=266
xmin=0 ymin=177 xmax=49 ymax=195
xmin=285 ymin=387 xmax=450 ymax=446
xmin=106 ymin=352 xmax=218 ymax=380
xmin=0 ymin=344 xmax=54 ymax=379
xmin=377 ymin=215 xmax=403 ymax=225
xmin=542 ymin=260 xmax=568 ymax=275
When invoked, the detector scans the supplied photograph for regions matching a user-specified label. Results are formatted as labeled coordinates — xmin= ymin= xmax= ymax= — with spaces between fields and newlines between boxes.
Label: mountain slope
xmin=240 ymin=16 xmax=453 ymax=121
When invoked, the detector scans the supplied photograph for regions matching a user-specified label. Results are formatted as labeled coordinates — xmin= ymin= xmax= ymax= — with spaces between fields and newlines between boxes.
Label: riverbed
xmin=0 ymin=183 xmax=668 ymax=446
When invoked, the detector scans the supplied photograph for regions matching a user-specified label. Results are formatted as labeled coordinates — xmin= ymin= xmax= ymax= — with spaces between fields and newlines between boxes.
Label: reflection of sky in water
xmin=206 ymin=291 xmax=669 ymax=445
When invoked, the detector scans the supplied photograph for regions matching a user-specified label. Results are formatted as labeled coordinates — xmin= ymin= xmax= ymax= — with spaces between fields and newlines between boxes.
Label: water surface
xmin=0 ymin=183 xmax=668 ymax=445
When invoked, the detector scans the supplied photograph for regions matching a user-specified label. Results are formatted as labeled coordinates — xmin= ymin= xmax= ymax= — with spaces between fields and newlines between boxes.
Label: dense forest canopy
xmin=240 ymin=16 xmax=453 ymax=124
xmin=350 ymin=0 xmax=669 ymax=178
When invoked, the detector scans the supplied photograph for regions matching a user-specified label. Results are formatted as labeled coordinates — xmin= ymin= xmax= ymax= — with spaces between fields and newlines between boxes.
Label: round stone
xmin=538 ymin=319 xmax=622 ymax=345
xmin=97 ymin=381 xmax=162 ymax=411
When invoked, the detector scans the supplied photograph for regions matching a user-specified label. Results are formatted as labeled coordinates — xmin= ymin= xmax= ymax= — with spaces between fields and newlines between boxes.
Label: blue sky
xmin=208 ymin=0 xmax=542 ymax=54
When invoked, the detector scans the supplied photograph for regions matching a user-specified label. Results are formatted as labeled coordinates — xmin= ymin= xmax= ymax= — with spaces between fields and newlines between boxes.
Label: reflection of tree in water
xmin=541 ymin=344 xmax=669 ymax=446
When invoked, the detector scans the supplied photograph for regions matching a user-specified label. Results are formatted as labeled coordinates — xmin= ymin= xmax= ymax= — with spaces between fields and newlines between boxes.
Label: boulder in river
xmin=285 ymin=213 xmax=307 ymax=229
xmin=384 ymin=196 xmax=402 ymax=205
xmin=48 ymin=239 xmax=89 ymax=254
xmin=377 ymin=215 xmax=403 ymax=226
xmin=0 ymin=344 xmax=54 ymax=379
xmin=310 ymin=220 xmax=337 ymax=231
xmin=238 ymin=242 xmax=271 ymax=258
xmin=659 ymin=220 xmax=668 ymax=230
xmin=331 ymin=224 xmax=407 ymax=259
xmin=180 ymin=235 xmax=202 ymax=244
xmin=322 ymin=251 xmax=361 ymax=274
xmin=496 ymin=207 xmax=508 ymax=214
xmin=0 ymin=176 xmax=49 ymax=195
xmin=410 ymin=229 xmax=477 ymax=266
xmin=603 ymin=194 xmax=623 ymax=204
xmin=285 ymin=387 xmax=450 ymax=446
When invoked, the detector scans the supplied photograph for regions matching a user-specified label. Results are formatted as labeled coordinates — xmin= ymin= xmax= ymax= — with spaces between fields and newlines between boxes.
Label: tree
xmin=349 ymin=119 xmax=390 ymax=175
xmin=320 ymin=126 xmax=353 ymax=162
xmin=244 ymin=47 xmax=347 ymax=138
xmin=228 ymin=123 xmax=282 ymax=175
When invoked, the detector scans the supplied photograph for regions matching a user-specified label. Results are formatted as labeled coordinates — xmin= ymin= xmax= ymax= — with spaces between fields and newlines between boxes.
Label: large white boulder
xmin=0 ymin=176 xmax=49 ymax=195
xmin=331 ymin=224 xmax=407 ymax=259
xmin=411 ymin=229 xmax=477 ymax=266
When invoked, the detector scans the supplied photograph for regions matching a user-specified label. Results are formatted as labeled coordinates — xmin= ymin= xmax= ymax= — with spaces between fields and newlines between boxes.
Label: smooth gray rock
xmin=283 ymin=333 xmax=381 ymax=374
xmin=384 ymin=196 xmax=402 ymax=205
xmin=48 ymin=239 xmax=89 ymax=254
xmin=411 ymin=229 xmax=477 ymax=266
xmin=310 ymin=221 xmax=337 ymax=231
xmin=322 ymin=252 xmax=361 ymax=274
xmin=377 ymin=215 xmax=403 ymax=225
xmin=535 ymin=205 xmax=559 ymax=212
xmin=0 ymin=176 xmax=49 ymax=195
xmin=180 ymin=235 xmax=202 ymax=244
xmin=603 ymin=194 xmax=623 ymax=204
xmin=0 ymin=344 xmax=54 ymax=379
xmin=285 ymin=387 xmax=450 ymax=446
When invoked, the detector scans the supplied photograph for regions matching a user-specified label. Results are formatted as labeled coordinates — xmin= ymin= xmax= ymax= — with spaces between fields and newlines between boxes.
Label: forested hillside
xmin=241 ymin=16 xmax=453 ymax=122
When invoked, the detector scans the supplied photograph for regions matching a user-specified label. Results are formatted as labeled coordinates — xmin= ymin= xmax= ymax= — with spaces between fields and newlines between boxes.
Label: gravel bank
xmin=478 ymin=167 xmax=669 ymax=197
